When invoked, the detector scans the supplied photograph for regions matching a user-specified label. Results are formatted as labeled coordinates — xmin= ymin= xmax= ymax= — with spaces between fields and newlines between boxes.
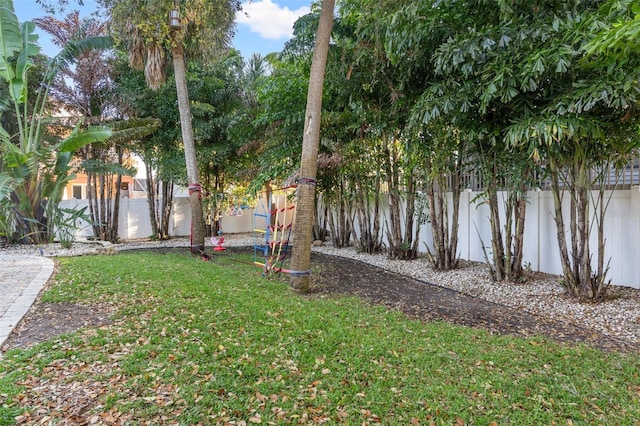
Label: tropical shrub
xmin=0 ymin=0 xmax=112 ymax=243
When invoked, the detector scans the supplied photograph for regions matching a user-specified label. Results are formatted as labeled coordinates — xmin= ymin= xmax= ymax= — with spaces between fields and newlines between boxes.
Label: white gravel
xmin=4 ymin=234 xmax=639 ymax=347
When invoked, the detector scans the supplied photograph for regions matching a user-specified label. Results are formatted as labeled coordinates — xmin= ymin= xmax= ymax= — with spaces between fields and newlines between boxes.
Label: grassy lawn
xmin=1 ymin=251 xmax=639 ymax=425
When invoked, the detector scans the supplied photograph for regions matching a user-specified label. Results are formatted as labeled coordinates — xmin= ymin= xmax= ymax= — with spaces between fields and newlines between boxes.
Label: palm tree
xmin=33 ymin=12 xmax=111 ymax=120
xmin=243 ymin=53 xmax=268 ymax=108
xmin=102 ymin=0 xmax=240 ymax=252
xmin=289 ymin=0 xmax=335 ymax=292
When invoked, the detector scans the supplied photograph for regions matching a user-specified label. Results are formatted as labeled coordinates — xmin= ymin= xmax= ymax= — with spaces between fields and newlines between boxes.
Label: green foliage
xmin=54 ymin=205 xmax=90 ymax=248
xmin=1 ymin=251 xmax=639 ymax=423
xmin=111 ymin=50 xmax=248 ymax=192
xmin=584 ymin=0 xmax=640 ymax=59
xmin=110 ymin=55 xmax=184 ymax=181
xmin=250 ymin=59 xmax=308 ymax=187
xmin=371 ymin=0 xmax=640 ymax=288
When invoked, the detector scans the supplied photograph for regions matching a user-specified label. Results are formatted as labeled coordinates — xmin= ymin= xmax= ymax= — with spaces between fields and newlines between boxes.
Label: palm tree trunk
xmin=172 ymin=41 xmax=206 ymax=253
xmin=449 ymin=168 xmax=461 ymax=269
xmin=290 ymin=0 xmax=335 ymax=292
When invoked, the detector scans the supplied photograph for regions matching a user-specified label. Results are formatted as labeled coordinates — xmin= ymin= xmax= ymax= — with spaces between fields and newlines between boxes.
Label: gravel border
xmin=4 ymin=234 xmax=639 ymax=347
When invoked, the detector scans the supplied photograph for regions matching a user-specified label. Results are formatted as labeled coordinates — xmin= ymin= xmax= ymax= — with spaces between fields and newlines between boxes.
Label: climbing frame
xmin=253 ymin=185 xmax=297 ymax=274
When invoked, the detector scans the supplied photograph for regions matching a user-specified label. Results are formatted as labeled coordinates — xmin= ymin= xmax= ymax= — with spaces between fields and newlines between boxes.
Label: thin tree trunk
xmin=172 ymin=41 xmax=206 ymax=253
xmin=86 ymin=168 xmax=98 ymax=238
xmin=352 ymin=175 xmax=383 ymax=253
xmin=577 ymin=162 xmax=591 ymax=299
xmin=109 ymin=148 xmax=124 ymax=243
xmin=351 ymin=183 xmax=363 ymax=249
xmin=372 ymin=175 xmax=382 ymax=251
xmin=426 ymin=172 xmax=460 ymax=270
xmin=145 ymin=159 xmax=159 ymax=239
xmin=511 ymin=188 xmax=527 ymax=279
xmin=98 ymin=168 xmax=106 ymax=240
xmin=593 ymin=184 xmax=608 ymax=300
xmin=449 ymin=170 xmax=461 ymax=267
xmin=161 ymin=180 xmax=173 ymax=239
xmin=425 ymin=181 xmax=440 ymax=268
xmin=403 ymin=175 xmax=417 ymax=259
xmin=328 ymin=179 xmax=351 ymax=248
xmin=549 ymin=158 xmax=577 ymax=295
xmin=487 ymin=176 xmax=504 ymax=281
xmin=440 ymin=180 xmax=451 ymax=262
xmin=569 ymin=167 xmax=580 ymax=284
xmin=384 ymin=139 xmax=410 ymax=259
xmin=290 ymin=0 xmax=334 ymax=292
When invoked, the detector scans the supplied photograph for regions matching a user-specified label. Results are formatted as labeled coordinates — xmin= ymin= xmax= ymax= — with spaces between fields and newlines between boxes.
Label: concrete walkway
xmin=0 ymin=255 xmax=54 ymax=353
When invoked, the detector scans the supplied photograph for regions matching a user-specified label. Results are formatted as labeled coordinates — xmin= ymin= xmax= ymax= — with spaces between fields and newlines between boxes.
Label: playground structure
xmin=205 ymin=193 xmax=253 ymax=254
xmin=253 ymin=186 xmax=297 ymax=274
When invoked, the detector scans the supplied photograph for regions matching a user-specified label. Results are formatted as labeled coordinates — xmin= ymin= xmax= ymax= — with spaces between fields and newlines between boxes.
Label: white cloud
xmin=236 ymin=0 xmax=310 ymax=40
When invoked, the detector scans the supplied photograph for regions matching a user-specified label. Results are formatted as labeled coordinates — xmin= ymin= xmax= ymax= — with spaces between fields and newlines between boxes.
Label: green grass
xmin=1 ymin=250 xmax=639 ymax=425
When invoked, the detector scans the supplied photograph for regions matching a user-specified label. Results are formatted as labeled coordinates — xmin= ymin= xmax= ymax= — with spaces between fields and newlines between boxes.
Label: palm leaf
xmin=1 ymin=139 xmax=28 ymax=176
xmin=0 ymin=123 xmax=10 ymax=143
xmin=54 ymin=150 xmax=72 ymax=175
xmin=106 ymin=118 xmax=161 ymax=144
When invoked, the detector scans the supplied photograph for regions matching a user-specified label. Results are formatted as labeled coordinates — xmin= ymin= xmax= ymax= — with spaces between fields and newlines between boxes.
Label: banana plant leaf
xmin=0 ymin=0 xmax=21 ymax=82
xmin=0 ymin=173 xmax=21 ymax=202
xmin=58 ymin=126 xmax=113 ymax=153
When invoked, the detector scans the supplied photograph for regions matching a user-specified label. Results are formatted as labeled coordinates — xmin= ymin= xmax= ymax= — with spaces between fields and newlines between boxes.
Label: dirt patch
xmin=2 ymin=302 xmax=114 ymax=352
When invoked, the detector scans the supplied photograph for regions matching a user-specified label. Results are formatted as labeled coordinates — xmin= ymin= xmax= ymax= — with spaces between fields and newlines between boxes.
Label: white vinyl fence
xmin=62 ymin=187 xmax=640 ymax=289
xmin=453 ymin=188 xmax=640 ymax=289
xmin=59 ymin=197 xmax=254 ymax=240
xmin=352 ymin=187 xmax=640 ymax=290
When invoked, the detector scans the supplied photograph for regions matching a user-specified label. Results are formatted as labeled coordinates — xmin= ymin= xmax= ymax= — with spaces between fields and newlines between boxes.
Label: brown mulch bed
xmin=2 ymin=250 xmax=637 ymax=354
xmin=308 ymin=253 xmax=637 ymax=353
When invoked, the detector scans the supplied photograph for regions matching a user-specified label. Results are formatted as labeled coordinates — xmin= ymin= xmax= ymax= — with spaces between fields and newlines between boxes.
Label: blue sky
xmin=13 ymin=0 xmax=312 ymax=60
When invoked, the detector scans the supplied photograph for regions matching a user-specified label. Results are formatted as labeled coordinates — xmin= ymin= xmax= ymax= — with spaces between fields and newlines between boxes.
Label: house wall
xmin=62 ymin=174 xmax=136 ymax=201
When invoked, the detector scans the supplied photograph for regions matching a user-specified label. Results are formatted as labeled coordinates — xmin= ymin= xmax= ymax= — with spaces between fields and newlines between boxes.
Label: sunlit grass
xmin=1 ymin=250 xmax=639 ymax=424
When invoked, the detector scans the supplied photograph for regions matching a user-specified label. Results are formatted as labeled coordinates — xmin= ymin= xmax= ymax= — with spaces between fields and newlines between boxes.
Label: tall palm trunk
xmin=290 ymin=0 xmax=335 ymax=292
xmin=172 ymin=42 xmax=206 ymax=252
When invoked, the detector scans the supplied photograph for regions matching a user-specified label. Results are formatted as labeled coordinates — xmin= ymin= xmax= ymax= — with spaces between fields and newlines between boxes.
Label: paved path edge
xmin=0 ymin=256 xmax=55 ymax=355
